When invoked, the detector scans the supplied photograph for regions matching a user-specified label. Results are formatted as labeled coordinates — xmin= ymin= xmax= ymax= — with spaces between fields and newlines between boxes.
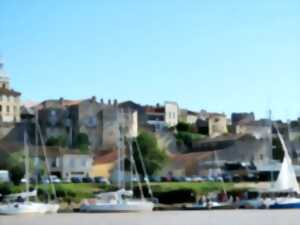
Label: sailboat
xmin=265 ymin=124 xmax=300 ymax=209
xmin=80 ymin=120 xmax=154 ymax=212
xmin=0 ymin=125 xmax=59 ymax=215
xmin=185 ymin=151 xmax=233 ymax=210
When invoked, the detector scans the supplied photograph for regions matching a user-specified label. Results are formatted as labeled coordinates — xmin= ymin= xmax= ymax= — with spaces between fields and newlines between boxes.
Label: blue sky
xmin=1 ymin=0 xmax=300 ymax=120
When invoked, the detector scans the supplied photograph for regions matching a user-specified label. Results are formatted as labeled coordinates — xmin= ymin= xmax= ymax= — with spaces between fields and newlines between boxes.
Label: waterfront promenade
xmin=0 ymin=210 xmax=298 ymax=225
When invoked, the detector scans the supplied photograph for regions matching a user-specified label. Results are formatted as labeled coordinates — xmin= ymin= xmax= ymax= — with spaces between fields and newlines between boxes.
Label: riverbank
xmin=1 ymin=210 xmax=299 ymax=225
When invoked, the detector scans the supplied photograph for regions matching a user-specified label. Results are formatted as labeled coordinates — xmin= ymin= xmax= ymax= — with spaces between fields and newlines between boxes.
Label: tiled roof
xmin=0 ymin=88 xmax=21 ymax=97
xmin=93 ymin=150 xmax=118 ymax=164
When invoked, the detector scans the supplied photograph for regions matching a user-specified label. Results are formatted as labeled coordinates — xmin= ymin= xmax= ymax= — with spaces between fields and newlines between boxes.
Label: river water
xmin=0 ymin=210 xmax=298 ymax=225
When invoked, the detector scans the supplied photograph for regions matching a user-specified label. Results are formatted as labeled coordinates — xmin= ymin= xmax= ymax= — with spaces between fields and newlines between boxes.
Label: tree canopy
xmin=133 ymin=131 xmax=168 ymax=177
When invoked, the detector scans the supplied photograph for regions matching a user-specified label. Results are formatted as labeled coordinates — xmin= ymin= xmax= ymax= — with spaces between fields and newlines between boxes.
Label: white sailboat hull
xmin=0 ymin=202 xmax=59 ymax=215
xmin=80 ymin=200 xmax=154 ymax=212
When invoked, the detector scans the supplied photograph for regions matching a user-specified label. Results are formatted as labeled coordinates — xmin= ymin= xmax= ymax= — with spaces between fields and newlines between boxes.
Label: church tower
xmin=0 ymin=59 xmax=21 ymax=123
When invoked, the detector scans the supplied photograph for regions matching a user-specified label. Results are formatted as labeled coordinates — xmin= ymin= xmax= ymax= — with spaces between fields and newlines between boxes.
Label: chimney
xmin=91 ymin=96 xmax=96 ymax=102
xmin=108 ymin=99 xmax=111 ymax=105
xmin=113 ymin=99 xmax=118 ymax=106
xmin=100 ymin=98 xmax=104 ymax=105
xmin=156 ymin=103 xmax=160 ymax=108
xmin=59 ymin=97 xmax=64 ymax=105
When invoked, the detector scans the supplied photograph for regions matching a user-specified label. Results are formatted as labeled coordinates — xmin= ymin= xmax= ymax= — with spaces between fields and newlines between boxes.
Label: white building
xmin=145 ymin=101 xmax=179 ymax=131
xmin=164 ymin=101 xmax=179 ymax=127
xmin=43 ymin=147 xmax=93 ymax=180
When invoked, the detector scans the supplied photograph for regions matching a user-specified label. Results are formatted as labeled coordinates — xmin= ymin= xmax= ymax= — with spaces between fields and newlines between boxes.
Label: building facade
xmin=0 ymin=61 xmax=21 ymax=123
xmin=208 ymin=113 xmax=228 ymax=137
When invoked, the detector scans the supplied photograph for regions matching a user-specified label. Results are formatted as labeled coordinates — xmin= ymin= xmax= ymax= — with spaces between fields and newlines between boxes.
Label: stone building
xmin=36 ymin=98 xmax=138 ymax=151
xmin=68 ymin=97 xmax=103 ymax=150
xmin=235 ymin=120 xmax=271 ymax=140
xmin=0 ymin=61 xmax=21 ymax=123
xmin=119 ymin=101 xmax=148 ymax=129
xmin=37 ymin=98 xmax=79 ymax=147
xmin=179 ymin=109 xmax=198 ymax=124
xmin=208 ymin=113 xmax=228 ymax=137
xmin=97 ymin=104 xmax=138 ymax=150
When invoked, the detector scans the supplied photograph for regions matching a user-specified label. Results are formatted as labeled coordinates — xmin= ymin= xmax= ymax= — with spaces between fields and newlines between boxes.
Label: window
xmin=81 ymin=159 xmax=87 ymax=167
xmin=0 ymin=105 xmax=2 ymax=112
xmin=69 ymin=159 xmax=75 ymax=168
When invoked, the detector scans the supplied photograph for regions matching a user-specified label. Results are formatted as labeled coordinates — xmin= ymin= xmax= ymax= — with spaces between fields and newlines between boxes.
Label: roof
xmin=187 ymin=110 xmax=198 ymax=116
xmin=144 ymin=106 xmax=164 ymax=114
xmin=93 ymin=150 xmax=118 ymax=164
xmin=35 ymin=99 xmax=81 ymax=110
xmin=0 ymin=88 xmax=21 ymax=97
xmin=209 ymin=112 xmax=226 ymax=118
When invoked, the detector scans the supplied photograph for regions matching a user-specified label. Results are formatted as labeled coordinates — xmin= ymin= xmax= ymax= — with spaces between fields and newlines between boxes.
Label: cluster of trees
xmin=0 ymin=151 xmax=35 ymax=185
xmin=132 ymin=131 xmax=168 ymax=177
xmin=175 ymin=122 xmax=206 ymax=152
xmin=45 ymin=133 xmax=90 ymax=153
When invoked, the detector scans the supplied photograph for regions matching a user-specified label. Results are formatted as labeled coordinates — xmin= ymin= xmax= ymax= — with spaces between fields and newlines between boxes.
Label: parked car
xmin=40 ymin=175 xmax=61 ymax=184
xmin=244 ymin=173 xmax=259 ymax=182
xmin=71 ymin=177 xmax=82 ymax=183
xmin=232 ymin=175 xmax=242 ymax=182
xmin=214 ymin=175 xmax=224 ymax=182
xmin=94 ymin=176 xmax=110 ymax=185
xmin=184 ymin=177 xmax=192 ymax=182
xmin=161 ymin=176 xmax=172 ymax=182
xmin=82 ymin=177 xmax=93 ymax=183
xmin=191 ymin=176 xmax=204 ymax=182
xmin=148 ymin=176 xmax=161 ymax=183
xmin=171 ymin=176 xmax=182 ymax=182
xmin=222 ymin=174 xmax=233 ymax=182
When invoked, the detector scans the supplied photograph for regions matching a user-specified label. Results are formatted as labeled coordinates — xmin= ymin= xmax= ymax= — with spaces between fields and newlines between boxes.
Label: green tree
xmin=176 ymin=122 xmax=192 ymax=132
xmin=76 ymin=133 xmax=90 ymax=153
xmin=273 ymin=137 xmax=284 ymax=161
xmin=46 ymin=135 xmax=68 ymax=147
xmin=133 ymin=131 xmax=168 ymax=177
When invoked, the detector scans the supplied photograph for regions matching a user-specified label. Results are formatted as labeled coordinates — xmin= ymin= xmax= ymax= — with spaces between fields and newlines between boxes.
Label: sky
xmin=0 ymin=0 xmax=300 ymax=120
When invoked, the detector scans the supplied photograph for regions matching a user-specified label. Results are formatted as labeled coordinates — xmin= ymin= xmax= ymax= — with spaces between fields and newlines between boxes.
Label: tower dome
xmin=0 ymin=59 xmax=10 ymax=89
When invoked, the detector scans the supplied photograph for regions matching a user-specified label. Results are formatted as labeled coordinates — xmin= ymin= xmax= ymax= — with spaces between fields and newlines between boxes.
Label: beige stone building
xmin=208 ymin=113 xmax=228 ymax=137
xmin=0 ymin=61 xmax=21 ymax=123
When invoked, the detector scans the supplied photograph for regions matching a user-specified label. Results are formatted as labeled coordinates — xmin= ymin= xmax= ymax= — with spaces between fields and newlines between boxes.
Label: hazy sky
xmin=1 ymin=1 xmax=300 ymax=120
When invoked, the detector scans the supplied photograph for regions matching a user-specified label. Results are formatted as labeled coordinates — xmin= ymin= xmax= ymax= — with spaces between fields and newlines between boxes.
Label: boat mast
xmin=268 ymin=110 xmax=275 ymax=186
xmin=24 ymin=130 xmax=30 ymax=201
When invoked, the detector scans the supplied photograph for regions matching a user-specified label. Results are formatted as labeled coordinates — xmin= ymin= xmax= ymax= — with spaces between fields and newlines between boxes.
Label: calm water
xmin=0 ymin=210 xmax=299 ymax=225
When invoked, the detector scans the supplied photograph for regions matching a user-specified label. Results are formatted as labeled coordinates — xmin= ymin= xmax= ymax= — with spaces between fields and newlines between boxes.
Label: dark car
xmin=82 ymin=177 xmax=93 ymax=183
xmin=244 ymin=173 xmax=259 ymax=182
xmin=161 ymin=176 xmax=172 ymax=182
xmin=232 ymin=175 xmax=242 ymax=183
xmin=71 ymin=177 xmax=82 ymax=183
xmin=148 ymin=176 xmax=161 ymax=183
xmin=94 ymin=176 xmax=110 ymax=185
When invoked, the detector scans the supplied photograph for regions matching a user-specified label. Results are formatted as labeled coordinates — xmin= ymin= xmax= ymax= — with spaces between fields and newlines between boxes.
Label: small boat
xmin=80 ymin=189 xmax=154 ymax=212
xmin=0 ymin=201 xmax=59 ymax=215
xmin=0 ymin=128 xmax=60 ymax=215
xmin=265 ymin=124 xmax=300 ymax=209
xmin=80 ymin=125 xmax=154 ymax=213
